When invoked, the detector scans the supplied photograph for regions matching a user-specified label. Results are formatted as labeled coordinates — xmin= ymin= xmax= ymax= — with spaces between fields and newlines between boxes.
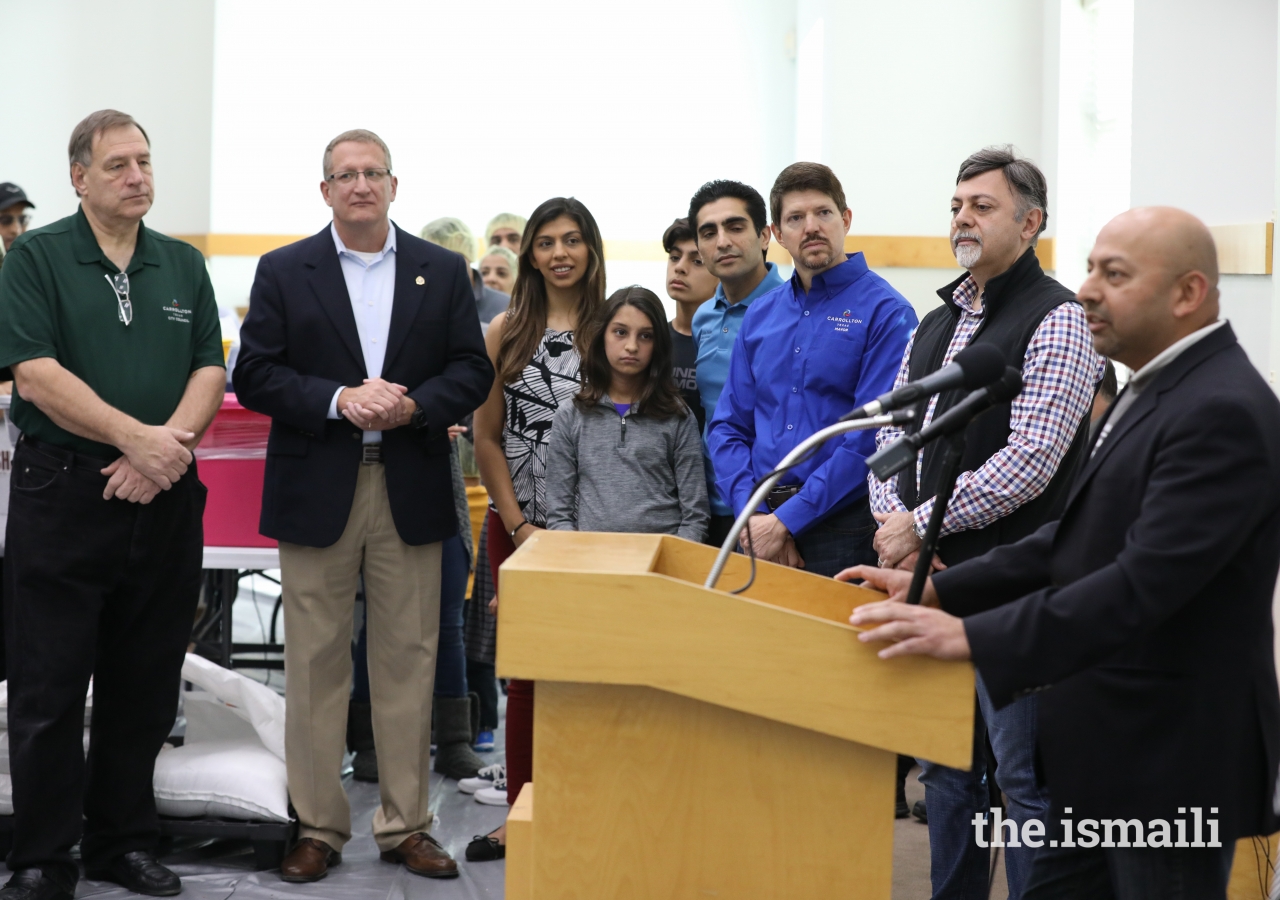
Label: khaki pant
xmin=279 ymin=464 xmax=442 ymax=852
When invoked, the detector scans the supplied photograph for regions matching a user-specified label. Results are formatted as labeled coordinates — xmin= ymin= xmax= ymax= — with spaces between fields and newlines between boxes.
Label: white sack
xmin=180 ymin=654 xmax=285 ymax=761
xmin=153 ymin=739 xmax=288 ymax=822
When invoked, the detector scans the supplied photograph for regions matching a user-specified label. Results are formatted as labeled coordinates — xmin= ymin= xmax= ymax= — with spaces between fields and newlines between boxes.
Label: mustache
xmin=952 ymin=231 xmax=982 ymax=248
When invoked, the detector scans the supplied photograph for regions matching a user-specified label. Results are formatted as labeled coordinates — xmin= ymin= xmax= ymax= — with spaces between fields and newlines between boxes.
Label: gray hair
xmin=956 ymin=146 xmax=1049 ymax=244
xmin=323 ymin=129 xmax=393 ymax=178
xmin=421 ymin=217 xmax=477 ymax=265
xmin=485 ymin=212 xmax=527 ymax=244
xmin=68 ymin=109 xmax=150 ymax=169
xmin=480 ymin=244 xmax=518 ymax=270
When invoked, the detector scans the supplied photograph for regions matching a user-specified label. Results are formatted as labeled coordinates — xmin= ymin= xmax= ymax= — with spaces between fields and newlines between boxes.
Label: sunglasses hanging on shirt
xmin=104 ymin=272 xmax=133 ymax=326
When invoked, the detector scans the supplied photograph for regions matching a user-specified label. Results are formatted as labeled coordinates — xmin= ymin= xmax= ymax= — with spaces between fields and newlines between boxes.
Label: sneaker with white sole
xmin=459 ymin=763 xmax=505 ymax=795
xmin=474 ymin=779 xmax=508 ymax=806
xmin=474 ymin=730 xmax=495 ymax=751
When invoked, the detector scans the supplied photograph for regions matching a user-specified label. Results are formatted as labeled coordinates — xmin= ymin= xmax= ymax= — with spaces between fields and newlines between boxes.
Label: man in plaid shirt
xmin=865 ymin=147 xmax=1103 ymax=900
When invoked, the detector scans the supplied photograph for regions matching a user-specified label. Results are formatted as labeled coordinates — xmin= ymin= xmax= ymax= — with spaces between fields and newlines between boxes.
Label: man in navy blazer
xmin=845 ymin=207 xmax=1280 ymax=899
xmin=233 ymin=129 xmax=492 ymax=883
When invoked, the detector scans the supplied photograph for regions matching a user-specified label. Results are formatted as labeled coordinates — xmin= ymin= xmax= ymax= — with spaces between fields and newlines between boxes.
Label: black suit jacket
xmin=934 ymin=324 xmax=1280 ymax=840
xmin=232 ymin=224 xmax=494 ymax=547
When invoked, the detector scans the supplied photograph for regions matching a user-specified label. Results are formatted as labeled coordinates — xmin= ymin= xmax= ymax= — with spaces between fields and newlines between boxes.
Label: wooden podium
xmin=497 ymin=531 xmax=975 ymax=899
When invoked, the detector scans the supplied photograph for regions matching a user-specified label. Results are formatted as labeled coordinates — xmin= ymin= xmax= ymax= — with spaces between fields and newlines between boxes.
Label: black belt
xmin=19 ymin=435 xmax=117 ymax=471
xmin=361 ymin=442 xmax=383 ymax=465
xmin=765 ymin=484 xmax=801 ymax=512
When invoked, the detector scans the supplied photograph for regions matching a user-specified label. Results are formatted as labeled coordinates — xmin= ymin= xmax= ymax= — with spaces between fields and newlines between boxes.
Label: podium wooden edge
xmin=505 ymin=783 xmax=534 ymax=900
xmin=497 ymin=564 xmax=976 ymax=768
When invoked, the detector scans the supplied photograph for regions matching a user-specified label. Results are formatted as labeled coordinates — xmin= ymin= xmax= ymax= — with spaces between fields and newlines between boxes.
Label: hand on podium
xmin=835 ymin=565 xmax=971 ymax=662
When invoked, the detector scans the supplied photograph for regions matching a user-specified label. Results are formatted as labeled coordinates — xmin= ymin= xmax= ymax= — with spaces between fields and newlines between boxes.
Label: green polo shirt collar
xmin=69 ymin=205 xmax=160 ymax=273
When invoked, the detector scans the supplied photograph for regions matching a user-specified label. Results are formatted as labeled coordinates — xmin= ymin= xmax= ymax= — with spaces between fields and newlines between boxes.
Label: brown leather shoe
xmin=280 ymin=838 xmax=341 ymax=883
xmin=379 ymin=832 xmax=459 ymax=878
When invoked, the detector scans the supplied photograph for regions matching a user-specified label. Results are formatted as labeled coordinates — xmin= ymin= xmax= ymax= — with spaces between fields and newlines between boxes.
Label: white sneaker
xmin=475 ymin=779 xmax=508 ymax=806
xmin=459 ymin=763 xmax=506 ymax=795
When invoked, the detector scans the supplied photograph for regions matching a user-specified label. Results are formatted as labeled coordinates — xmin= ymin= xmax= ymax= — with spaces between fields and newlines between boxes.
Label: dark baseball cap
xmin=0 ymin=183 xmax=33 ymax=211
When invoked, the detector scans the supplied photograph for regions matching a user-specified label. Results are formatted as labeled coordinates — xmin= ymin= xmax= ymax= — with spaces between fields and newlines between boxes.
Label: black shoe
xmin=465 ymin=834 xmax=505 ymax=862
xmin=912 ymin=799 xmax=928 ymax=824
xmin=86 ymin=851 xmax=181 ymax=897
xmin=895 ymin=777 xmax=909 ymax=818
xmin=0 ymin=870 xmax=72 ymax=900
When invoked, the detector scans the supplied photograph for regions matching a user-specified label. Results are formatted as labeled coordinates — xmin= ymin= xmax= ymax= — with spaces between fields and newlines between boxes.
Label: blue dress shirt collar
xmin=787 ymin=252 xmax=870 ymax=298
xmin=711 ymin=262 xmax=781 ymax=310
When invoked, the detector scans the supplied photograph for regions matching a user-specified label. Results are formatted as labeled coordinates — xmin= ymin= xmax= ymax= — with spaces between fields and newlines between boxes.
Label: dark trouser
xmin=467 ymin=659 xmax=500 ymax=730
xmin=486 ymin=509 xmax=533 ymax=807
xmin=1023 ymin=843 xmax=1235 ymax=900
xmin=352 ymin=534 xmax=470 ymax=700
xmin=5 ymin=439 xmax=205 ymax=889
xmin=920 ymin=672 xmax=1049 ymax=900
xmin=704 ymin=514 xmax=736 ymax=549
xmin=435 ymin=535 xmax=469 ymax=698
xmin=791 ymin=496 xmax=878 ymax=578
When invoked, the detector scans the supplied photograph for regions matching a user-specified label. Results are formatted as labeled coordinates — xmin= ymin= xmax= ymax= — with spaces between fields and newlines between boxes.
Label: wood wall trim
xmin=170 ymin=234 xmax=310 ymax=257
xmin=1208 ymin=222 xmax=1273 ymax=275
xmin=172 ymin=232 xmax=1068 ymax=271
xmin=769 ymin=236 xmax=1055 ymax=271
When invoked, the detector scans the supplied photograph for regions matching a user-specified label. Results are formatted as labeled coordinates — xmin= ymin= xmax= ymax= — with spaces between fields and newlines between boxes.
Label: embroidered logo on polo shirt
xmin=165 ymin=299 xmax=193 ymax=324
xmin=826 ymin=309 xmax=863 ymax=333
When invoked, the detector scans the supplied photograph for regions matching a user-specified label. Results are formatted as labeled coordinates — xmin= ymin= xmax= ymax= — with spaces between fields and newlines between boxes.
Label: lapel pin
xmin=415 ymin=275 xmax=425 ymax=285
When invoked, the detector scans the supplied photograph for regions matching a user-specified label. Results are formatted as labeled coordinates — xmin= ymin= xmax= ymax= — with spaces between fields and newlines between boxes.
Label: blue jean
xmin=791 ymin=497 xmax=878 ymax=578
xmin=434 ymin=534 xmax=469 ymax=698
xmin=1023 ymin=843 xmax=1235 ymax=900
xmin=352 ymin=535 xmax=469 ymax=701
xmin=919 ymin=672 xmax=1050 ymax=900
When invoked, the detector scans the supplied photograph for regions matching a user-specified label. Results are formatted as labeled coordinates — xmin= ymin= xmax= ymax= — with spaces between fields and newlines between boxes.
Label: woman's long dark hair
xmin=496 ymin=197 xmax=606 ymax=384
xmin=575 ymin=286 xmax=686 ymax=420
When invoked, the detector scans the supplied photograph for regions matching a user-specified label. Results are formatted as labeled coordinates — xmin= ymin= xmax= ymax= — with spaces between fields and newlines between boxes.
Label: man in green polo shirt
xmin=0 ymin=109 xmax=225 ymax=900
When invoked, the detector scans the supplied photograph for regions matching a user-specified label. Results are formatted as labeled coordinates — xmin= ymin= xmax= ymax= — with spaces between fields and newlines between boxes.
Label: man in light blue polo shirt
xmin=687 ymin=180 xmax=784 ymax=546
xmin=709 ymin=163 xmax=916 ymax=576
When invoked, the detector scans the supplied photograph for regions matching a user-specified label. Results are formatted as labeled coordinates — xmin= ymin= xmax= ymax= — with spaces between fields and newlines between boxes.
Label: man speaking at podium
xmin=845 ymin=207 xmax=1280 ymax=899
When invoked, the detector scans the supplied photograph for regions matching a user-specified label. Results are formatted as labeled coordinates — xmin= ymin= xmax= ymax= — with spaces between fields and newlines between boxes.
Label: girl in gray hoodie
xmin=545 ymin=286 xmax=709 ymax=541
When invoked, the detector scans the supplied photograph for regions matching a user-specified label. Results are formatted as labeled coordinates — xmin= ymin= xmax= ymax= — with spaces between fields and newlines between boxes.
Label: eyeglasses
xmin=326 ymin=168 xmax=391 ymax=186
xmin=104 ymin=272 xmax=133 ymax=326
xmin=0 ymin=214 xmax=30 ymax=227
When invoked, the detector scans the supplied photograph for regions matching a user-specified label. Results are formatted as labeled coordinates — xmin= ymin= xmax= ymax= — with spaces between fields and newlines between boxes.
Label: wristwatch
xmin=410 ymin=405 xmax=429 ymax=431
xmin=913 ymin=519 xmax=927 ymax=540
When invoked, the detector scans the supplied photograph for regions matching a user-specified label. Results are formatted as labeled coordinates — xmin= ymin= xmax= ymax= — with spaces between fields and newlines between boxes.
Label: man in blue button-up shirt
xmin=687 ymin=181 xmax=785 ymax=546
xmin=708 ymin=163 xmax=916 ymax=576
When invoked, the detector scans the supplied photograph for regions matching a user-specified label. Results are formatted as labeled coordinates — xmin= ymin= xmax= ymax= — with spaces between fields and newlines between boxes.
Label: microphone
xmin=841 ymin=343 xmax=1006 ymax=422
xmin=866 ymin=367 xmax=1024 ymax=481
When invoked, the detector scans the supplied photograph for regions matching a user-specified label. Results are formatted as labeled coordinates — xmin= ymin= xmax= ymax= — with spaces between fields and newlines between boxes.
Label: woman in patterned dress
xmin=469 ymin=197 xmax=606 ymax=858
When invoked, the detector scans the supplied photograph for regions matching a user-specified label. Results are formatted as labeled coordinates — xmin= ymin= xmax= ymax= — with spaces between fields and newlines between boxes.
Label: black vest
xmin=899 ymin=248 xmax=1093 ymax=564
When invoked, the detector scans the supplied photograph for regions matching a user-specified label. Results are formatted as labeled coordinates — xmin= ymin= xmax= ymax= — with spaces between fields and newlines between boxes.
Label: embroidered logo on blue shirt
xmin=826 ymin=309 xmax=863 ymax=332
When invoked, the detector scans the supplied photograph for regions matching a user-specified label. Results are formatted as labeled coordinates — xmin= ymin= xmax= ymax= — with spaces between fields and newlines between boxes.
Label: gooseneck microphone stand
xmin=905 ymin=431 xmax=966 ymax=605
xmin=703 ymin=413 xmax=908 ymax=592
